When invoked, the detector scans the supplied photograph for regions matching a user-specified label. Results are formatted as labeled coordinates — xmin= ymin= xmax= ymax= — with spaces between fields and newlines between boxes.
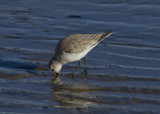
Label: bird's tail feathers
xmin=98 ymin=31 xmax=112 ymax=42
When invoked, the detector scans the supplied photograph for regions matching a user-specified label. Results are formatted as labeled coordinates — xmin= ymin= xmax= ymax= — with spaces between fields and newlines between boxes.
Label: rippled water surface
xmin=0 ymin=0 xmax=160 ymax=113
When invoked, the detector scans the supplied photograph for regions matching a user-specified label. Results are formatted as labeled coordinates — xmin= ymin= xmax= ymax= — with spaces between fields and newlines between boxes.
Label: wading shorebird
xmin=49 ymin=31 xmax=112 ymax=76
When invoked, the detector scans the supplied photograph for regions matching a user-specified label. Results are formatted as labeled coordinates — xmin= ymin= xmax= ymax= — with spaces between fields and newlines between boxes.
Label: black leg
xmin=72 ymin=60 xmax=81 ymax=76
xmin=83 ymin=56 xmax=88 ymax=74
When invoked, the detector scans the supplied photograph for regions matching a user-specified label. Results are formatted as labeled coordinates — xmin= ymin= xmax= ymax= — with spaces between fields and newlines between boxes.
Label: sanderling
xmin=49 ymin=31 xmax=112 ymax=76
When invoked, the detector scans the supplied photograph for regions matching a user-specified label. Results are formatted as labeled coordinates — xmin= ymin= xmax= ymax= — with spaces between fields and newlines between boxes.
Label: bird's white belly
xmin=60 ymin=47 xmax=93 ymax=64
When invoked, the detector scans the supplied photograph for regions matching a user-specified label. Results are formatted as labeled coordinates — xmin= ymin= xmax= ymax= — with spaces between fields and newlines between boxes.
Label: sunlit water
xmin=0 ymin=0 xmax=160 ymax=113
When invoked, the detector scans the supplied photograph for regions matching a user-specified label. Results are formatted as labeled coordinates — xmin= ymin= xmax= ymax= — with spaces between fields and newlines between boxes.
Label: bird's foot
xmin=82 ymin=70 xmax=88 ymax=75
xmin=69 ymin=73 xmax=76 ymax=81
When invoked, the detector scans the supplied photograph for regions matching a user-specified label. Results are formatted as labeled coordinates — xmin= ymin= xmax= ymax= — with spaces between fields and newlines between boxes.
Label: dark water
xmin=0 ymin=0 xmax=160 ymax=113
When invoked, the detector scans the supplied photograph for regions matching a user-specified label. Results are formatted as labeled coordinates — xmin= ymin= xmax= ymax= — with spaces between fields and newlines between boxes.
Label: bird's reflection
xmin=50 ymin=75 xmax=63 ymax=85
xmin=49 ymin=74 xmax=96 ymax=108
xmin=51 ymin=73 xmax=77 ymax=84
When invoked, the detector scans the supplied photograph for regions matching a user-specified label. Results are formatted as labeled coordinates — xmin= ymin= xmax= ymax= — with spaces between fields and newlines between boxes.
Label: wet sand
xmin=0 ymin=0 xmax=160 ymax=113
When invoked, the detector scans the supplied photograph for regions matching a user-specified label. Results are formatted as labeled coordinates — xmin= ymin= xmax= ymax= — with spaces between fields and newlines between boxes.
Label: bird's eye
xmin=51 ymin=69 xmax=54 ymax=72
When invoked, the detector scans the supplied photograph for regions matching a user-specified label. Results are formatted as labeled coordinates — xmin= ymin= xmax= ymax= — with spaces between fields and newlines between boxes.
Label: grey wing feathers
xmin=59 ymin=32 xmax=112 ymax=53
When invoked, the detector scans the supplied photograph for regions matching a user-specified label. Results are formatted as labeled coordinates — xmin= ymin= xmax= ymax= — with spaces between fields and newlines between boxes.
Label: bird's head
xmin=49 ymin=59 xmax=62 ymax=74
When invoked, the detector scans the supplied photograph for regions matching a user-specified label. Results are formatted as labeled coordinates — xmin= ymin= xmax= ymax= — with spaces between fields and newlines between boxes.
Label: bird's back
xmin=59 ymin=32 xmax=110 ymax=53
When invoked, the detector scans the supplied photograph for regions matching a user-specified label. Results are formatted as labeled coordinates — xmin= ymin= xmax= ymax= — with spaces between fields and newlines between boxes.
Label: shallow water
xmin=0 ymin=0 xmax=160 ymax=113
